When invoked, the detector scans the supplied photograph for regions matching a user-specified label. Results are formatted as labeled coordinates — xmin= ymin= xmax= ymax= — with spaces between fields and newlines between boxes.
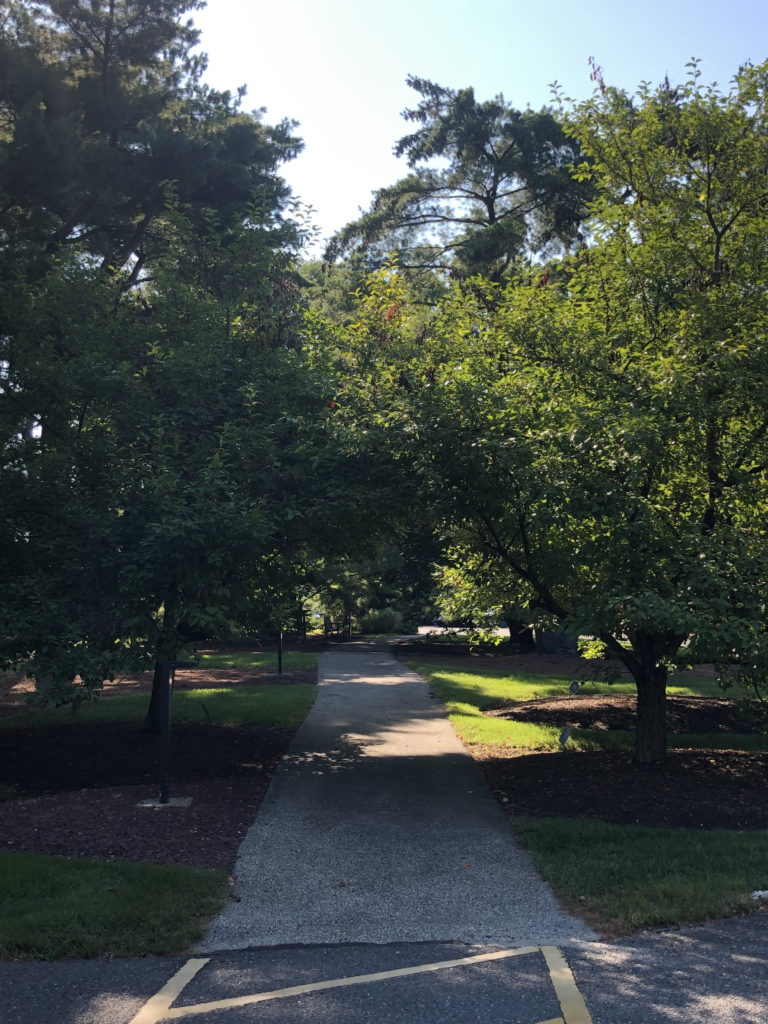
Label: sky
xmin=193 ymin=0 xmax=768 ymax=254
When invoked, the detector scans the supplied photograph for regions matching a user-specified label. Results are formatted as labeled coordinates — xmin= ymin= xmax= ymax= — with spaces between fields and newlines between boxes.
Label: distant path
xmin=200 ymin=638 xmax=595 ymax=950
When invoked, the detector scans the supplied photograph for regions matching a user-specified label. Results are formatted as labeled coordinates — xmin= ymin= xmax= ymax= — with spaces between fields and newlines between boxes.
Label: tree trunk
xmin=629 ymin=661 xmax=668 ymax=765
xmin=505 ymin=615 xmax=535 ymax=652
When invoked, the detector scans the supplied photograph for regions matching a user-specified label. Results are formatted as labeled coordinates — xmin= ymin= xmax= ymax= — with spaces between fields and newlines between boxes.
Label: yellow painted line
xmin=128 ymin=959 xmax=210 ymax=1024
xmin=541 ymin=946 xmax=593 ymax=1024
xmin=536 ymin=1018 xmax=565 ymax=1024
xmin=159 ymin=946 xmax=540 ymax=1019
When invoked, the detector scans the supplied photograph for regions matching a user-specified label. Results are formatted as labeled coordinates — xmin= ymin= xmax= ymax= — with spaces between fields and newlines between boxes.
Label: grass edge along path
xmin=515 ymin=816 xmax=768 ymax=937
xmin=0 ymin=669 xmax=318 ymax=960
xmin=0 ymin=851 xmax=228 ymax=960
xmin=407 ymin=661 xmax=767 ymax=752
xmin=198 ymin=650 xmax=318 ymax=672
xmin=406 ymin=659 xmax=768 ymax=935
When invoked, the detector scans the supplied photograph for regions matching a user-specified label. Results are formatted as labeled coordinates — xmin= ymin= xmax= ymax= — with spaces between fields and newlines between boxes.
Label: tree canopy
xmin=326 ymin=75 xmax=594 ymax=280
xmin=0 ymin=0 xmax=339 ymax=706
xmin=0 ymin=0 xmax=302 ymax=279
xmin=5 ymin=11 xmax=768 ymax=775
xmin=336 ymin=61 xmax=768 ymax=763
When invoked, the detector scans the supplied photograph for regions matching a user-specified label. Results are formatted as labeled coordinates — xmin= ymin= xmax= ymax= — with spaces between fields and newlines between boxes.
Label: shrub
xmin=359 ymin=607 xmax=403 ymax=634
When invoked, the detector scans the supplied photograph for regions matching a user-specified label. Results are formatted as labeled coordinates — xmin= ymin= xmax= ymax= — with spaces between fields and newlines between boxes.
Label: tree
xmin=0 ymin=0 xmax=302 ymax=279
xmin=0 ymin=1 xmax=325 ymax=709
xmin=340 ymin=63 xmax=768 ymax=764
xmin=0 ymin=222 xmax=321 ymax=706
xmin=326 ymin=75 xmax=593 ymax=280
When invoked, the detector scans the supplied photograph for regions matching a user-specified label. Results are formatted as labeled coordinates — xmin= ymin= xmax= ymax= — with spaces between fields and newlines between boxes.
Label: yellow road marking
xmin=144 ymin=946 xmax=538 ymax=1020
xmin=541 ymin=946 xmax=593 ymax=1024
xmin=164 ymin=946 xmax=541 ymax=1019
xmin=128 ymin=959 xmax=210 ymax=1024
xmin=131 ymin=944 xmax=593 ymax=1023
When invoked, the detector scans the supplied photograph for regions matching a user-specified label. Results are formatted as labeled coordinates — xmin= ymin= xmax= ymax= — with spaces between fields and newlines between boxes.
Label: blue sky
xmin=193 ymin=0 xmax=768 ymax=252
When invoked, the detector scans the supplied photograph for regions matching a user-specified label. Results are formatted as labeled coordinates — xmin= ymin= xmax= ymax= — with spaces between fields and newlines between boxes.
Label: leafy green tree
xmin=0 ymin=0 xmax=301 ymax=279
xmin=433 ymin=549 xmax=535 ymax=650
xmin=308 ymin=527 xmax=441 ymax=633
xmin=326 ymin=75 xmax=593 ymax=280
xmin=341 ymin=63 xmax=768 ymax=764
xmin=0 ymin=1 xmax=326 ymax=712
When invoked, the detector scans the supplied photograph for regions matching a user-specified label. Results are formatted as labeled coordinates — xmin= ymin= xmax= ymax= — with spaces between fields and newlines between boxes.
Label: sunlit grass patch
xmin=171 ymin=685 xmax=316 ymax=726
xmin=0 ymin=684 xmax=316 ymax=729
xmin=408 ymin=661 xmax=758 ymax=752
xmin=446 ymin=706 xmax=595 ymax=750
xmin=408 ymin=661 xmax=729 ymax=705
xmin=198 ymin=650 xmax=318 ymax=672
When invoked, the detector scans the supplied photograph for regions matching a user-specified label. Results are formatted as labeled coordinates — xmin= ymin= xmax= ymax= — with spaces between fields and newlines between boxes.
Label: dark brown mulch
xmin=475 ymin=692 xmax=768 ymax=831
xmin=488 ymin=694 xmax=763 ymax=734
xmin=1 ymin=721 xmax=295 ymax=796
xmin=0 ymin=656 xmax=316 ymax=871
xmin=0 ymin=721 xmax=294 ymax=870
xmin=477 ymin=747 xmax=768 ymax=831
xmin=0 ymin=779 xmax=267 ymax=870
xmin=1 ymin=657 xmax=766 ymax=873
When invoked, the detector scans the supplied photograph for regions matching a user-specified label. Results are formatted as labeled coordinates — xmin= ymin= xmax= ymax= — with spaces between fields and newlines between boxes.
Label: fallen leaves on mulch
xmin=476 ymin=746 xmax=768 ymax=831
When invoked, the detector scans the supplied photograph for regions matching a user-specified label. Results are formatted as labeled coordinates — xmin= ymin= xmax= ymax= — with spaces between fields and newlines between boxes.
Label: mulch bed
xmin=487 ymin=693 xmax=763 ymax=734
xmin=0 ymin=721 xmax=296 ymax=870
xmin=1 ymin=653 xmax=766 ymax=874
xmin=477 ymin=747 xmax=768 ymax=831
xmin=407 ymin=651 xmax=767 ymax=831
xmin=0 ymin=779 xmax=267 ymax=871
xmin=0 ymin=656 xmax=314 ymax=871
xmin=477 ymin=692 xmax=768 ymax=831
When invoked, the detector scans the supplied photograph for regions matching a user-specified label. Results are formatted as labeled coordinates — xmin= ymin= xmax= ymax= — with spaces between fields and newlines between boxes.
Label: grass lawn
xmin=407 ymin=658 xmax=768 ymax=934
xmin=515 ymin=817 xmax=768 ymax=936
xmin=407 ymin=662 xmax=767 ymax=752
xmin=197 ymin=650 xmax=318 ymax=672
xmin=0 ymin=676 xmax=317 ymax=959
xmin=0 ymin=852 xmax=228 ymax=959
xmin=0 ymin=683 xmax=316 ymax=730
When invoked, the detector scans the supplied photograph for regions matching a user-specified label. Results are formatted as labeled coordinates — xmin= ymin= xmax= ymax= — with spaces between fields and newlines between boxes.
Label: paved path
xmin=201 ymin=640 xmax=595 ymax=951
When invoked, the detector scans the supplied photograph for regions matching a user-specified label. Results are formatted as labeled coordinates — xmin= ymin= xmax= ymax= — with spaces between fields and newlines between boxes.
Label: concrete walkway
xmin=200 ymin=640 xmax=595 ymax=951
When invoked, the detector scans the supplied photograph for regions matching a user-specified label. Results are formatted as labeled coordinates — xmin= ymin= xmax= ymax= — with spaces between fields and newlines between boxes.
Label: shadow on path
xmin=200 ymin=642 xmax=596 ymax=950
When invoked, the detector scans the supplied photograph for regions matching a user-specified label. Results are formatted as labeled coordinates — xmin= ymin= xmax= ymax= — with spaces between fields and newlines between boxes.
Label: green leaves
xmin=326 ymin=76 xmax=594 ymax=279
xmin=0 ymin=3 xmax=324 ymax=700
xmin=337 ymin=64 xmax=768 ymax=757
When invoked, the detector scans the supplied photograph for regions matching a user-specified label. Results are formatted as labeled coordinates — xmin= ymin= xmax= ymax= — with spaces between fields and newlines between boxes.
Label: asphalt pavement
xmin=3 ymin=923 xmax=768 ymax=1023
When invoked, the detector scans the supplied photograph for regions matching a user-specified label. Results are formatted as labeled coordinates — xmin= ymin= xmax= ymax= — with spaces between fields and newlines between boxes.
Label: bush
xmin=359 ymin=607 xmax=403 ymax=634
